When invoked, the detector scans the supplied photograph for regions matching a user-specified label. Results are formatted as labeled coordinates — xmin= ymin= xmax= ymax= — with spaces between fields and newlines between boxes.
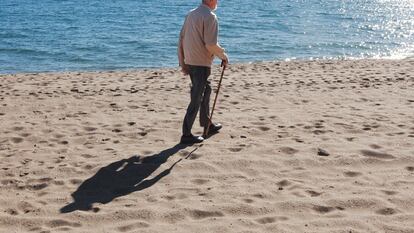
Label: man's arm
xmin=206 ymin=44 xmax=228 ymax=63
xmin=178 ymin=27 xmax=185 ymax=67
xmin=204 ymin=15 xmax=229 ymax=67
xmin=178 ymin=18 xmax=189 ymax=75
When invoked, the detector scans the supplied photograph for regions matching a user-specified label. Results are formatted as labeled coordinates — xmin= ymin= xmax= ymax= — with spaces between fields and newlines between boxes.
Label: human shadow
xmin=60 ymin=143 xmax=192 ymax=213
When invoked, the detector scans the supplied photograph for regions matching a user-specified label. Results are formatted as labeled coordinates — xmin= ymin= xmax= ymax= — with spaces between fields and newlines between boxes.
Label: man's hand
xmin=181 ymin=64 xmax=189 ymax=75
xmin=221 ymin=55 xmax=229 ymax=68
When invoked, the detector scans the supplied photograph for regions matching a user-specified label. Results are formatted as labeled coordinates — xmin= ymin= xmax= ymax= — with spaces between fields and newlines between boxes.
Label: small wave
xmin=0 ymin=32 xmax=29 ymax=39
xmin=73 ymin=46 xmax=106 ymax=52
xmin=380 ymin=46 xmax=414 ymax=60
xmin=67 ymin=57 xmax=94 ymax=63
xmin=0 ymin=47 xmax=52 ymax=56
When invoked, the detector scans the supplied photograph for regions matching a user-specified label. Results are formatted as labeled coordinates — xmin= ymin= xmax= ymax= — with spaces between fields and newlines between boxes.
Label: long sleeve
xmin=204 ymin=14 xmax=227 ymax=61
xmin=206 ymin=44 xmax=227 ymax=60
xmin=178 ymin=25 xmax=185 ymax=67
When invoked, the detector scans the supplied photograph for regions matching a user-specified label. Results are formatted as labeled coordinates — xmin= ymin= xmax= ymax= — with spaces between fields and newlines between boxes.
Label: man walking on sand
xmin=178 ymin=0 xmax=229 ymax=144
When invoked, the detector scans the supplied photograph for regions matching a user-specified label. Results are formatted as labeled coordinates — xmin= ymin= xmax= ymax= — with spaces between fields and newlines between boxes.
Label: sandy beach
xmin=0 ymin=59 xmax=413 ymax=233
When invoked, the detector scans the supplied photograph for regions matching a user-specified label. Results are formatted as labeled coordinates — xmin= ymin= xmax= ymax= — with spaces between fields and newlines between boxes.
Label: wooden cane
xmin=204 ymin=62 xmax=226 ymax=137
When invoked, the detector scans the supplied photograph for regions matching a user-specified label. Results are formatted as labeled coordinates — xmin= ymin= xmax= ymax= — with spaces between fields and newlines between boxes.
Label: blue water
xmin=1 ymin=0 xmax=413 ymax=74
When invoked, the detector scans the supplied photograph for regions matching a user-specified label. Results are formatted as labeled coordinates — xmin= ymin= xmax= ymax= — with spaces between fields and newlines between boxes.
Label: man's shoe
xmin=203 ymin=123 xmax=222 ymax=136
xmin=180 ymin=134 xmax=204 ymax=144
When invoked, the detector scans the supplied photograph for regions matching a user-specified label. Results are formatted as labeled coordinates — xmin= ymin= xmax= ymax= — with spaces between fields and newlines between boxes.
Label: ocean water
xmin=1 ymin=0 xmax=413 ymax=74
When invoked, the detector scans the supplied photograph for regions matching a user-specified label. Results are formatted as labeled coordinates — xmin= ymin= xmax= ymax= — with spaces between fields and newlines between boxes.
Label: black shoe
xmin=203 ymin=123 xmax=222 ymax=136
xmin=180 ymin=134 xmax=204 ymax=144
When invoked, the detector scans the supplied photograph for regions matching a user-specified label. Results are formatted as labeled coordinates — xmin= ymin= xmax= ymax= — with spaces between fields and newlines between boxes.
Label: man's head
xmin=202 ymin=0 xmax=218 ymax=11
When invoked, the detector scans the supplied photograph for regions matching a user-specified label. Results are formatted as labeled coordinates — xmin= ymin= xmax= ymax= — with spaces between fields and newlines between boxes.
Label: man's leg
xmin=182 ymin=66 xmax=209 ymax=136
xmin=199 ymin=79 xmax=211 ymax=127
xmin=200 ymin=70 xmax=222 ymax=136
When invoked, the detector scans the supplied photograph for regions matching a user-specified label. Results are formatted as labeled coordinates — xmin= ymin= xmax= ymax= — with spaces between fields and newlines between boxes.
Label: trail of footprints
xmin=0 ymin=61 xmax=413 ymax=232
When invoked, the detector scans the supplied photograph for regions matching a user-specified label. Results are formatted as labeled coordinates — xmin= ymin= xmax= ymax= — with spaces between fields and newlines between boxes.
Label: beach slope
xmin=0 ymin=59 xmax=413 ymax=232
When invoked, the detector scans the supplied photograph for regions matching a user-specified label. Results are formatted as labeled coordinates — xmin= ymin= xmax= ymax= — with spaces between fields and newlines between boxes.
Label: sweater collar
xmin=200 ymin=3 xmax=213 ymax=12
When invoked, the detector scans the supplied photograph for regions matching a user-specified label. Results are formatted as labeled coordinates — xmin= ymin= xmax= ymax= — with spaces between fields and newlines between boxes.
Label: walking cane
xmin=204 ymin=61 xmax=226 ymax=137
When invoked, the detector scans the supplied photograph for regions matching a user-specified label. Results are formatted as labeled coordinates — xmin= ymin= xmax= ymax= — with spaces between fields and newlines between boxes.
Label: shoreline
xmin=1 ymin=57 xmax=414 ymax=76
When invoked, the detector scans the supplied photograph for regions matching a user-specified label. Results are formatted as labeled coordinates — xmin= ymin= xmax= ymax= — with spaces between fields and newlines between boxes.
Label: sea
xmin=1 ymin=0 xmax=413 ymax=74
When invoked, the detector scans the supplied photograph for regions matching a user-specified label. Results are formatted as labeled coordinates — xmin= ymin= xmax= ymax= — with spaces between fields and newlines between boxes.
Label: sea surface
xmin=1 ymin=0 xmax=413 ymax=74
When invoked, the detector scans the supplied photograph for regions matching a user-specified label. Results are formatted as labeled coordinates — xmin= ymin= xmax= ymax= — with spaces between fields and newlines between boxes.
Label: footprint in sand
xmin=1 ymin=179 xmax=18 ymax=186
xmin=42 ymin=129 xmax=54 ymax=134
xmin=360 ymin=150 xmax=394 ymax=159
xmin=12 ymin=126 xmax=24 ymax=131
xmin=11 ymin=137 xmax=24 ymax=143
xmin=54 ymin=180 xmax=65 ymax=186
xmin=344 ymin=171 xmax=362 ymax=177
xmin=277 ymin=180 xmax=291 ymax=187
xmin=369 ymin=144 xmax=382 ymax=149
xmin=189 ymin=209 xmax=224 ymax=220
xmin=294 ymin=138 xmax=304 ymax=143
xmin=191 ymin=179 xmax=209 ymax=185
xmin=243 ymin=198 xmax=254 ymax=203
xmin=279 ymin=147 xmax=298 ymax=155
xmin=27 ymin=182 xmax=49 ymax=191
xmin=84 ymin=126 xmax=97 ymax=132
xmin=313 ymin=129 xmax=327 ymax=135
xmin=46 ymin=219 xmax=82 ymax=228
xmin=276 ymin=180 xmax=292 ymax=191
xmin=382 ymin=190 xmax=398 ymax=195
xmin=251 ymin=121 xmax=265 ymax=126
xmin=314 ymin=122 xmax=324 ymax=129
xmin=127 ymin=105 xmax=140 ymax=109
xmin=313 ymin=205 xmax=335 ymax=214
xmin=17 ymin=201 xmax=38 ymax=214
xmin=346 ymin=137 xmax=356 ymax=142
xmin=162 ymin=195 xmax=175 ymax=201
xmin=188 ymin=153 xmax=202 ymax=160
xmin=258 ymin=126 xmax=271 ymax=131
xmin=4 ymin=208 xmax=19 ymax=216
xmin=252 ymin=193 xmax=265 ymax=199
xmin=228 ymin=147 xmax=243 ymax=152
xmin=110 ymin=103 xmax=120 ymax=109
xmin=306 ymin=190 xmax=322 ymax=197
xmin=19 ymin=133 xmax=31 ymax=137
xmin=70 ymin=179 xmax=82 ymax=185
xmin=80 ymin=153 xmax=95 ymax=159
xmin=376 ymin=208 xmax=397 ymax=215
xmin=256 ymin=217 xmax=276 ymax=224
xmin=83 ymin=164 xmax=95 ymax=170
xmin=405 ymin=166 xmax=414 ymax=172
xmin=117 ymin=222 xmax=150 ymax=232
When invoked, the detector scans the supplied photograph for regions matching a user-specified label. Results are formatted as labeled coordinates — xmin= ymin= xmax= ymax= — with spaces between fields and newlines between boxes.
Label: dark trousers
xmin=182 ymin=65 xmax=211 ymax=136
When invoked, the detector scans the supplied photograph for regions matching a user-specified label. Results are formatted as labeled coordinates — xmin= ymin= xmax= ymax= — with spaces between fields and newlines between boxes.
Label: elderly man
xmin=178 ymin=0 xmax=229 ymax=144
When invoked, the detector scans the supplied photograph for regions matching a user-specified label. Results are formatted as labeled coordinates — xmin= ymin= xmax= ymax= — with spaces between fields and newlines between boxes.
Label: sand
xmin=0 ymin=59 xmax=413 ymax=233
